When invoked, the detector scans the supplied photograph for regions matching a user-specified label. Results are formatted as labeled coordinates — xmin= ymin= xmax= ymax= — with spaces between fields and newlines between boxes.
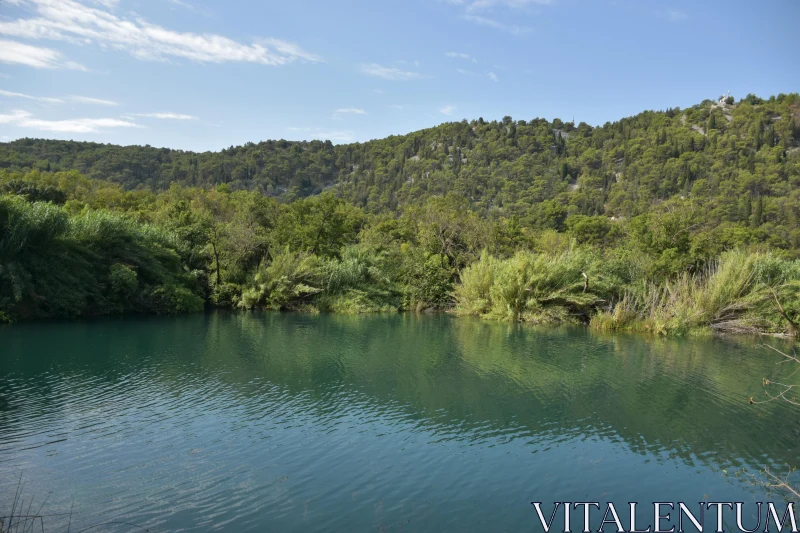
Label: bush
xmin=211 ymin=282 xmax=241 ymax=308
xmin=109 ymin=263 xmax=138 ymax=301
xmin=455 ymin=249 xmax=615 ymax=324
xmin=592 ymin=250 xmax=800 ymax=335
xmin=455 ymin=250 xmax=499 ymax=316
xmin=239 ymin=248 xmax=323 ymax=310
xmin=401 ymin=251 xmax=453 ymax=311
xmin=149 ymin=284 xmax=205 ymax=314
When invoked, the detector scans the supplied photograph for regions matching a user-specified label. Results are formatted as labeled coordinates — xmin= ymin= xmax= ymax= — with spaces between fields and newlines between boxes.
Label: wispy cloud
xmin=0 ymin=108 xmax=140 ymax=132
xmin=0 ymin=0 xmax=322 ymax=67
xmin=440 ymin=105 xmax=456 ymax=116
xmin=446 ymin=0 xmax=547 ymax=34
xmin=390 ymin=104 xmax=403 ymax=110
xmin=456 ymin=68 xmax=498 ymax=82
xmin=68 ymin=95 xmax=118 ymax=106
xmin=663 ymin=9 xmax=687 ymax=21
xmin=445 ymin=51 xmax=478 ymax=63
xmin=134 ymin=112 xmax=196 ymax=120
xmin=462 ymin=14 xmax=532 ymax=34
xmin=361 ymin=63 xmax=425 ymax=81
xmin=0 ymin=89 xmax=118 ymax=106
xmin=466 ymin=0 xmax=552 ymax=11
xmin=167 ymin=0 xmax=212 ymax=16
xmin=332 ymin=107 xmax=367 ymax=118
xmin=0 ymin=89 xmax=63 ymax=104
xmin=0 ymin=38 xmax=87 ymax=70
xmin=89 ymin=0 xmax=119 ymax=7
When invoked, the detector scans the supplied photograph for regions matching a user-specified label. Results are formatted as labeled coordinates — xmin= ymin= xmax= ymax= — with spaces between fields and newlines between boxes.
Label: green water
xmin=1 ymin=312 xmax=798 ymax=532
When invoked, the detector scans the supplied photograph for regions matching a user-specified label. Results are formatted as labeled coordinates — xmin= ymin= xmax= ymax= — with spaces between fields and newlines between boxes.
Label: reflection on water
xmin=1 ymin=312 xmax=798 ymax=532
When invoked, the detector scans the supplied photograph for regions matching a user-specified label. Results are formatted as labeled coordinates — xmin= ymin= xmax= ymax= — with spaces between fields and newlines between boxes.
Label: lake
xmin=1 ymin=312 xmax=798 ymax=532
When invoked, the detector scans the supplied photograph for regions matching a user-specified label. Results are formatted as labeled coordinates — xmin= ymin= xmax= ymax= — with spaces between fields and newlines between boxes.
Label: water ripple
xmin=1 ymin=314 xmax=798 ymax=532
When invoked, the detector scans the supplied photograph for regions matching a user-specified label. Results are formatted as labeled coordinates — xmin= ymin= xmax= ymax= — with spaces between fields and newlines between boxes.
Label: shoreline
xmin=3 ymin=306 xmax=797 ymax=345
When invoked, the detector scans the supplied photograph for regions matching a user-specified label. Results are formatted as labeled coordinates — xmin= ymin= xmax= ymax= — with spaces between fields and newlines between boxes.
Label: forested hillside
xmin=1 ymin=93 xmax=799 ymax=334
xmin=2 ymin=93 xmax=798 ymax=226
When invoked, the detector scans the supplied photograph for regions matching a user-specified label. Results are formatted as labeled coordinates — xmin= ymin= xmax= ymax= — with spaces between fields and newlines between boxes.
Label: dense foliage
xmin=1 ymin=93 xmax=798 ymax=335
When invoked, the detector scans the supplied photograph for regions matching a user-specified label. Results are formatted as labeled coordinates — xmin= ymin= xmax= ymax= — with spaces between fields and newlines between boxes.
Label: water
xmin=1 ymin=312 xmax=798 ymax=532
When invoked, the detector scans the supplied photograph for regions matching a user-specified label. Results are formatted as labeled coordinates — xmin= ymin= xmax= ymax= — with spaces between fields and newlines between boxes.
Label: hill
xmin=1 ymin=93 xmax=797 ymax=222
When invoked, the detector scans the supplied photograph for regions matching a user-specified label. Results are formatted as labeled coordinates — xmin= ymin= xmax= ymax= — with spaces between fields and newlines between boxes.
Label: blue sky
xmin=0 ymin=0 xmax=797 ymax=151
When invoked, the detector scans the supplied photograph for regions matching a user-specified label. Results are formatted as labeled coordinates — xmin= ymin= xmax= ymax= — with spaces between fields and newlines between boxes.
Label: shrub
xmin=454 ymin=249 xmax=613 ymax=324
xmin=149 ymin=284 xmax=205 ymax=314
xmin=455 ymin=250 xmax=499 ymax=316
xmin=592 ymin=250 xmax=800 ymax=335
xmin=109 ymin=263 xmax=138 ymax=301
xmin=239 ymin=248 xmax=323 ymax=310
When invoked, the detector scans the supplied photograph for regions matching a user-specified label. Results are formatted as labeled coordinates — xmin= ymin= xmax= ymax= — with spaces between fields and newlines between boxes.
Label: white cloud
xmin=0 ymin=110 xmax=31 ymax=123
xmin=488 ymin=72 xmax=498 ymax=82
xmin=334 ymin=107 xmax=367 ymax=115
xmin=361 ymin=63 xmax=425 ymax=81
xmin=0 ymin=89 xmax=118 ymax=106
xmin=440 ymin=105 xmax=456 ymax=116
xmin=0 ymin=89 xmax=64 ymax=103
xmin=134 ymin=112 xmax=196 ymax=120
xmin=462 ymin=14 xmax=532 ymax=34
xmin=0 ymin=108 xmax=140 ymax=132
xmin=390 ymin=104 xmax=403 ymax=110
xmin=332 ymin=108 xmax=367 ymax=119
xmin=68 ymin=95 xmax=118 ymax=106
xmin=445 ymin=51 xmax=478 ymax=63
xmin=0 ymin=38 xmax=87 ymax=69
xmin=0 ymin=0 xmax=321 ymax=67
xmin=373 ymin=89 xmax=384 ymax=94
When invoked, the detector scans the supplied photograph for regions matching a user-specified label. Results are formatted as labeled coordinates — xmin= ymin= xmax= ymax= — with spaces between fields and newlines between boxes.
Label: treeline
xmin=1 ymin=169 xmax=799 ymax=335
xmin=1 ymin=93 xmax=798 ymax=248
xmin=0 ymin=93 xmax=799 ymax=335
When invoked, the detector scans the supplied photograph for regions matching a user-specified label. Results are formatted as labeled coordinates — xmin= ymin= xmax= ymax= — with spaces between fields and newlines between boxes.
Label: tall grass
xmin=239 ymin=248 xmax=322 ymax=310
xmin=455 ymin=249 xmax=614 ymax=324
xmin=591 ymin=250 xmax=800 ymax=335
xmin=1 ymin=197 xmax=204 ymax=320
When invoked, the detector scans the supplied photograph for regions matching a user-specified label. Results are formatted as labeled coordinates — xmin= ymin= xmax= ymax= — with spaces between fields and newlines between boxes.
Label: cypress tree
xmin=751 ymin=195 xmax=763 ymax=228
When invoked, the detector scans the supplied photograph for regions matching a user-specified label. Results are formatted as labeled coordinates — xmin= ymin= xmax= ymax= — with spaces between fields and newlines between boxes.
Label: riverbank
xmin=455 ymin=248 xmax=800 ymax=338
xmin=2 ymin=174 xmax=799 ymax=337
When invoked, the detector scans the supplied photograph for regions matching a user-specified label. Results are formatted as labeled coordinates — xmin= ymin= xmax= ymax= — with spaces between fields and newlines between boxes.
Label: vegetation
xmin=0 ymin=93 xmax=799 ymax=336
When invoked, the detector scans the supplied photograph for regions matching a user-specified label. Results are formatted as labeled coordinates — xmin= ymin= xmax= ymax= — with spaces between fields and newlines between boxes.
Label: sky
xmin=0 ymin=0 xmax=798 ymax=152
